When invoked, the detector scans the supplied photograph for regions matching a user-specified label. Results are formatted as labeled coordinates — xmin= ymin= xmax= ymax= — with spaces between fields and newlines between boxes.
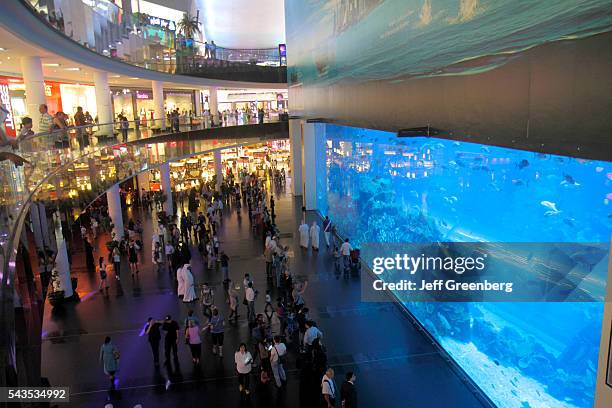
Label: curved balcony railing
xmin=1 ymin=113 xmax=286 ymax=267
xmin=20 ymin=0 xmax=286 ymax=83
xmin=0 ymin=115 xmax=288 ymax=386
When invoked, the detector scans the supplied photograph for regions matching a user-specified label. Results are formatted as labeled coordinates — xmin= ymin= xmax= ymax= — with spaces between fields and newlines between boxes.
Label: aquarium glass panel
xmin=317 ymin=123 xmax=611 ymax=408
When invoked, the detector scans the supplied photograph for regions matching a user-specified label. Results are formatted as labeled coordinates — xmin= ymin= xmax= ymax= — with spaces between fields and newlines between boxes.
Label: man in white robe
xmin=182 ymin=265 xmax=197 ymax=303
xmin=177 ymin=264 xmax=187 ymax=298
xmin=309 ymin=221 xmax=320 ymax=251
xmin=298 ymin=221 xmax=309 ymax=248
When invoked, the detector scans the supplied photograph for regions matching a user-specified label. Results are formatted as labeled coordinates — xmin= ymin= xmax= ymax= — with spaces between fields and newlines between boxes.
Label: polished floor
xmin=41 ymin=185 xmax=485 ymax=407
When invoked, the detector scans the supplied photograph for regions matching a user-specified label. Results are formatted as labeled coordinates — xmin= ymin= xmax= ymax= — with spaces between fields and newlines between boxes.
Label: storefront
xmin=164 ymin=91 xmax=194 ymax=114
xmin=111 ymin=88 xmax=195 ymax=123
xmin=0 ymin=76 xmax=72 ymax=133
xmin=59 ymin=83 xmax=97 ymax=118
xmin=141 ymin=142 xmax=291 ymax=192
xmin=135 ymin=90 xmax=156 ymax=123
xmin=112 ymin=89 xmax=135 ymax=121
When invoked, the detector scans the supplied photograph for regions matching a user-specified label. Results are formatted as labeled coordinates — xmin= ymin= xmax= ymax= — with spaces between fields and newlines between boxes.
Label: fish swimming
xmin=541 ymin=201 xmax=561 ymax=215
xmin=561 ymin=174 xmax=580 ymax=186
xmin=518 ymin=159 xmax=529 ymax=169
xmin=511 ymin=179 xmax=524 ymax=186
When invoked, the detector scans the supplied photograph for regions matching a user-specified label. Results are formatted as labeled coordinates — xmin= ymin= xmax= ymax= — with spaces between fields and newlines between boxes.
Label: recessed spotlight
xmin=130 ymin=77 xmax=139 ymax=80
xmin=43 ymin=63 xmax=61 ymax=67
xmin=65 ymin=67 xmax=81 ymax=71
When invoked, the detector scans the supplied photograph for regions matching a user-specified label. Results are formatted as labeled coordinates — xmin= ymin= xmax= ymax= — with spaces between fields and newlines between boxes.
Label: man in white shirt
xmin=38 ymin=104 xmax=54 ymax=134
xmin=245 ymin=282 xmax=256 ymax=322
xmin=304 ymin=320 xmax=323 ymax=349
xmin=321 ymin=368 xmax=336 ymax=408
xmin=340 ymin=238 xmax=353 ymax=274
xmin=270 ymin=335 xmax=287 ymax=388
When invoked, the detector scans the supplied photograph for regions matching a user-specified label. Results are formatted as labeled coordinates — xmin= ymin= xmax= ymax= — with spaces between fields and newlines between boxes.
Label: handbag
xmin=242 ymin=297 xmax=248 ymax=306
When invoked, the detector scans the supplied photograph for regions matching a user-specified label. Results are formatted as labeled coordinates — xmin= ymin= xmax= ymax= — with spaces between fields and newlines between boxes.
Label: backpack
xmin=274 ymin=345 xmax=286 ymax=365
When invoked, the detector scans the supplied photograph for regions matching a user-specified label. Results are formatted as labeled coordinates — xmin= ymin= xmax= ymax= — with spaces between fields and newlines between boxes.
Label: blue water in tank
xmin=316 ymin=124 xmax=611 ymax=407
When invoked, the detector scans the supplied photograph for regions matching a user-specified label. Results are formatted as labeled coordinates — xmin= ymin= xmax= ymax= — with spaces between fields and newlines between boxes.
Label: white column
xmin=208 ymin=86 xmax=218 ymax=122
xmin=303 ymin=122 xmax=321 ymax=210
xmin=20 ymin=56 xmax=46 ymax=132
xmin=194 ymin=90 xmax=202 ymax=116
xmin=107 ymin=183 xmax=124 ymax=240
xmin=93 ymin=70 xmax=113 ymax=123
xmin=152 ymin=80 xmax=165 ymax=130
xmin=54 ymin=240 xmax=73 ymax=298
xmin=289 ymin=119 xmax=303 ymax=196
xmin=137 ymin=170 xmax=149 ymax=201
xmin=160 ymin=163 xmax=173 ymax=215
xmin=214 ymin=149 xmax=223 ymax=191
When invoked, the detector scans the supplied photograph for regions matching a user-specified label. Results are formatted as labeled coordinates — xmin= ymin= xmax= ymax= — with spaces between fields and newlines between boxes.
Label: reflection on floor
xmin=41 ymin=187 xmax=485 ymax=407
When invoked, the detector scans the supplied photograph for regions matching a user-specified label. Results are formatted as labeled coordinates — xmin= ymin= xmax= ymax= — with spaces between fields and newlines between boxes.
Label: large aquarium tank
xmin=316 ymin=124 xmax=611 ymax=408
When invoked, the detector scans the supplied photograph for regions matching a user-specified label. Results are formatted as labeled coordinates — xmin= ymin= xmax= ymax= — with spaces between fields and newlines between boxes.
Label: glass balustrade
xmin=0 ymin=114 xmax=283 ymax=278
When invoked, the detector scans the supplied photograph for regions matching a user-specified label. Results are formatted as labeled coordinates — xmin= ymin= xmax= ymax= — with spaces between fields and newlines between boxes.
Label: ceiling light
xmin=110 ymin=75 xmax=121 ymax=78
xmin=43 ymin=63 xmax=61 ymax=67
xmin=130 ymin=77 xmax=139 ymax=80
xmin=65 ymin=67 xmax=81 ymax=71
xmin=0 ymin=47 xmax=7 ymax=51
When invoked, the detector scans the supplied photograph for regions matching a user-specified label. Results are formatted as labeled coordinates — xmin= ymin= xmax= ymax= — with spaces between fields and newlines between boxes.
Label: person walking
xmin=340 ymin=238 xmax=353 ymax=274
xmin=245 ymin=282 xmax=256 ymax=322
xmin=208 ymin=308 xmax=225 ymax=357
xmin=162 ymin=315 xmax=180 ymax=365
xmin=98 ymin=256 xmax=109 ymax=292
xmin=177 ymin=263 xmax=187 ymax=299
xmin=321 ymin=368 xmax=337 ymax=408
xmin=298 ymin=220 xmax=309 ymax=249
xmin=99 ymin=337 xmax=120 ymax=390
xmin=310 ymin=221 xmax=320 ymax=251
xmin=128 ymin=240 xmax=139 ymax=276
xmin=235 ymin=343 xmax=253 ymax=395
xmin=323 ymin=216 xmax=332 ymax=249
xmin=185 ymin=319 xmax=202 ymax=365
xmin=304 ymin=320 xmax=323 ymax=352
xmin=270 ymin=335 xmax=287 ymax=388
xmin=340 ymin=372 xmax=358 ymax=408
xmin=153 ymin=240 xmax=162 ymax=271
xmin=182 ymin=264 xmax=197 ymax=303
xmin=112 ymin=246 xmax=121 ymax=281
xmin=201 ymin=282 xmax=214 ymax=317
xmin=219 ymin=251 xmax=230 ymax=282
xmin=145 ymin=317 xmax=162 ymax=366
xmin=119 ymin=114 xmax=129 ymax=142
xmin=228 ymin=282 xmax=239 ymax=323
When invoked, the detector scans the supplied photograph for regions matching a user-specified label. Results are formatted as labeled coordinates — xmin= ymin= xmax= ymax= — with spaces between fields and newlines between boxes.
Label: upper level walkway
xmin=41 ymin=185 xmax=487 ymax=407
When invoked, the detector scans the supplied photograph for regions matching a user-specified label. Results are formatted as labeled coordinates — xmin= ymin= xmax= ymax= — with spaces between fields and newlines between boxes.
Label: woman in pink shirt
xmin=185 ymin=319 xmax=202 ymax=365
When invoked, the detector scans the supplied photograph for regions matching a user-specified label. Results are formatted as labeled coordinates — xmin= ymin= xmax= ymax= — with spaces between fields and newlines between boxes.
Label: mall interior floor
xmin=40 ymin=185 xmax=485 ymax=408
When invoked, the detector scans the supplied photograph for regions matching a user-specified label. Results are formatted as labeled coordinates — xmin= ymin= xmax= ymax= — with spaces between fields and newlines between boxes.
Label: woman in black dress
xmin=128 ymin=240 xmax=139 ymax=276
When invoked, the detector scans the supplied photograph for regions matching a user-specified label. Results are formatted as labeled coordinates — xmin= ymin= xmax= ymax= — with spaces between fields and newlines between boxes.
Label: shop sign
xmin=148 ymin=16 xmax=176 ymax=31
xmin=166 ymin=92 xmax=193 ymax=98
xmin=136 ymin=90 xmax=151 ymax=99
xmin=44 ymin=84 xmax=53 ymax=97
xmin=0 ymin=80 xmax=16 ymax=137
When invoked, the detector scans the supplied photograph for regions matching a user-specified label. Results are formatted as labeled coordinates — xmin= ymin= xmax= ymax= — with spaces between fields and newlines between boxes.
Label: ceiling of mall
xmin=196 ymin=0 xmax=286 ymax=48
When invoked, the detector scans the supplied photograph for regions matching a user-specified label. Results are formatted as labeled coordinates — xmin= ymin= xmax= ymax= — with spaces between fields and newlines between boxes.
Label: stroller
xmin=348 ymin=248 xmax=361 ymax=276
